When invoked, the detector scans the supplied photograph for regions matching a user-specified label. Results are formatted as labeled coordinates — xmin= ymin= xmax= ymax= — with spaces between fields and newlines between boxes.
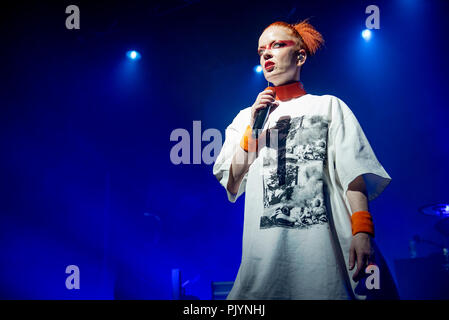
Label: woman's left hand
xmin=348 ymin=232 xmax=374 ymax=281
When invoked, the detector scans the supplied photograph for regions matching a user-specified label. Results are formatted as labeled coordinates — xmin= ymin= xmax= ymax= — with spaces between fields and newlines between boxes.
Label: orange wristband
xmin=351 ymin=210 xmax=374 ymax=237
xmin=240 ymin=125 xmax=258 ymax=152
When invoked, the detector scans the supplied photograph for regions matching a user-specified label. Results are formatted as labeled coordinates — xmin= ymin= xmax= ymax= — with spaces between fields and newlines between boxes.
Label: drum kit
xmin=416 ymin=203 xmax=449 ymax=272
xmin=393 ymin=203 xmax=449 ymax=299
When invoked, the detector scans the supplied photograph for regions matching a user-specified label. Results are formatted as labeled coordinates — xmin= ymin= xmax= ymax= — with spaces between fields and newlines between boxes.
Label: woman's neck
xmin=268 ymin=81 xmax=306 ymax=101
xmin=274 ymin=79 xmax=299 ymax=87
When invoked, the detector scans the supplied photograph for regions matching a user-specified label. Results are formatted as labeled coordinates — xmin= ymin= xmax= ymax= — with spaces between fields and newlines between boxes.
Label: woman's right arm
xmin=227 ymin=145 xmax=254 ymax=195
xmin=227 ymin=89 xmax=278 ymax=195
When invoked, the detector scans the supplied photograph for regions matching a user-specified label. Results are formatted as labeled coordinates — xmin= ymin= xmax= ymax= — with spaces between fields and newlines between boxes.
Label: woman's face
xmin=258 ymin=26 xmax=305 ymax=86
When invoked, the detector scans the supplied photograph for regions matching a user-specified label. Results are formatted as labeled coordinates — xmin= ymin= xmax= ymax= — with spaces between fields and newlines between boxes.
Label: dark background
xmin=1 ymin=0 xmax=448 ymax=299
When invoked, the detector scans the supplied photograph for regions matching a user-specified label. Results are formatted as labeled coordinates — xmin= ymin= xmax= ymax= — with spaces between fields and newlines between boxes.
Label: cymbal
xmin=419 ymin=203 xmax=449 ymax=218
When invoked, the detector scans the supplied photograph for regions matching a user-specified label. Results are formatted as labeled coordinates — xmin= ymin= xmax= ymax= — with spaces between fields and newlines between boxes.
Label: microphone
xmin=252 ymin=86 xmax=275 ymax=138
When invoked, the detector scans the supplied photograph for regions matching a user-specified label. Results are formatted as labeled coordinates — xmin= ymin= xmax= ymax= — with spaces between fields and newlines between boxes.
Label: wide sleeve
xmin=332 ymin=99 xmax=392 ymax=202
xmin=212 ymin=111 xmax=249 ymax=203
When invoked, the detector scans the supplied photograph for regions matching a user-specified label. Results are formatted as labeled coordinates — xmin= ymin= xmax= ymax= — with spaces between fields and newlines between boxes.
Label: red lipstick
xmin=265 ymin=61 xmax=275 ymax=70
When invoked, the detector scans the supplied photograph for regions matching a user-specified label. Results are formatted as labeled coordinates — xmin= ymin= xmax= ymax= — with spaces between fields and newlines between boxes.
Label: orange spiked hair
xmin=264 ymin=19 xmax=324 ymax=56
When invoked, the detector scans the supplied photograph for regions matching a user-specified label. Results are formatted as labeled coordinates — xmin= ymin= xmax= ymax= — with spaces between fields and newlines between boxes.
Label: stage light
xmin=126 ymin=50 xmax=141 ymax=60
xmin=254 ymin=65 xmax=263 ymax=73
xmin=361 ymin=29 xmax=372 ymax=41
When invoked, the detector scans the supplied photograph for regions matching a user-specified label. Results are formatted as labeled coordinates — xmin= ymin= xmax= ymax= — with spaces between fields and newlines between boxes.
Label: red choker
xmin=265 ymin=81 xmax=307 ymax=102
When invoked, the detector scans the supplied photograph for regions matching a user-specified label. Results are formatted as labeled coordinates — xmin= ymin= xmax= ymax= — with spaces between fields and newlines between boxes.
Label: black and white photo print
xmin=260 ymin=115 xmax=329 ymax=229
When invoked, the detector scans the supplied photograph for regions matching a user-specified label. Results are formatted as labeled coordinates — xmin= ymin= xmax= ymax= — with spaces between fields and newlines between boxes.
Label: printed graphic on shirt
xmin=260 ymin=115 xmax=329 ymax=229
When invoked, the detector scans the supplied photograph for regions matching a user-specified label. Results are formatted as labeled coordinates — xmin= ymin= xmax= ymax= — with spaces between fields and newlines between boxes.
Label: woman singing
xmin=213 ymin=19 xmax=398 ymax=300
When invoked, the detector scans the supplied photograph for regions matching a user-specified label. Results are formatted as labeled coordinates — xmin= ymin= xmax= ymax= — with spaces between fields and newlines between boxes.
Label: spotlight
xmin=126 ymin=50 xmax=141 ymax=60
xmin=254 ymin=65 xmax=263 ymax=73
xmin=361 ymin=29 xmax=372 ymax=41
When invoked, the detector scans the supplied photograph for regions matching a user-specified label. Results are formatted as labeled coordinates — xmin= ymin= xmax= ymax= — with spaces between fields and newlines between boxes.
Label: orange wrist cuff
xmin=240 ymin=125 xmax=258 ymax=152
xmin=351 ymin=210 xmax=374 ymax=237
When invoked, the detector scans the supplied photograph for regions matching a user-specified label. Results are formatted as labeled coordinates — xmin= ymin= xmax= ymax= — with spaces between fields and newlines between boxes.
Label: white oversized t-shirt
xmin=213 ymin=94 xmax=392 ymax=300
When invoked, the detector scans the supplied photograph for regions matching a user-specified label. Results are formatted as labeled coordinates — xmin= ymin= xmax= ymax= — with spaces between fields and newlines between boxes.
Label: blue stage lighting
xmin=361 ymin=29 xmax=372 ymax=41
xmin=254 ymin=65 xmax=263 ymax=73
xmin=126 ymin=50 xmax=141 ymax=60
